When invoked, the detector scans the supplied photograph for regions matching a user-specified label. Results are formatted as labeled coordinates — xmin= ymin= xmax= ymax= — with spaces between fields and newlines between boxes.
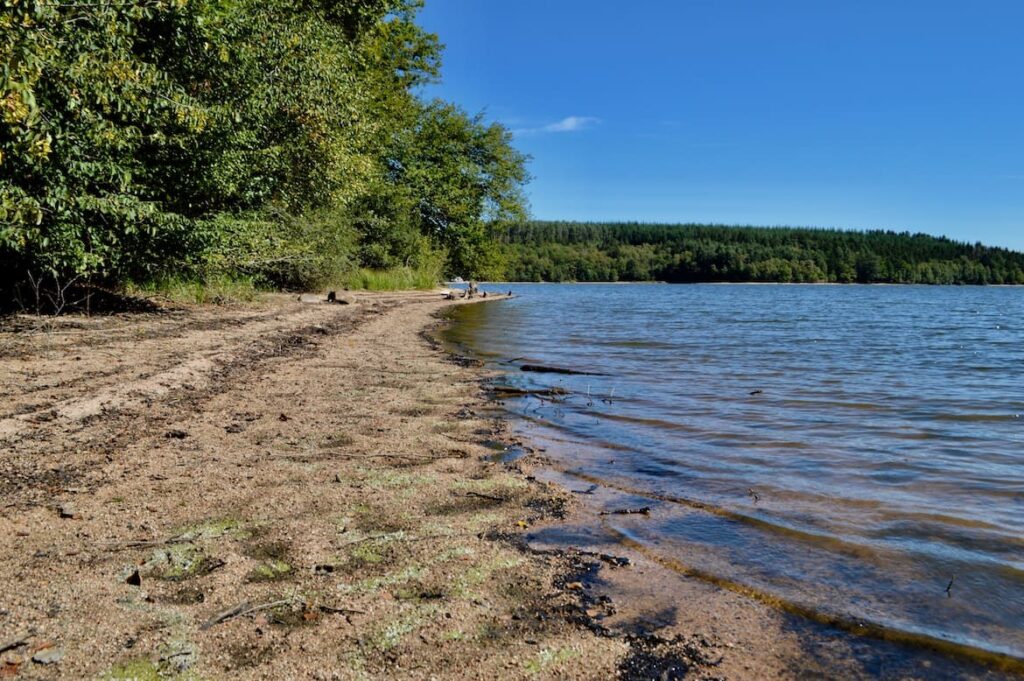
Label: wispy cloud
xmin=513 ymin=116 xmax=601 ymax=136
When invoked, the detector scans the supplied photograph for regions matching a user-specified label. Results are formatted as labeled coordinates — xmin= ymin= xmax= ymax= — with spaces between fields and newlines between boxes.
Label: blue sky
xmin=417 ymin=0 xmax=1024 ymax=250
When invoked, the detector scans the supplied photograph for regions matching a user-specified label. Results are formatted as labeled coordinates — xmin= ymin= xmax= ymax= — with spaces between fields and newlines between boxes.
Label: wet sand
xmin=0 ymin=292 xmax=1015 ymax=679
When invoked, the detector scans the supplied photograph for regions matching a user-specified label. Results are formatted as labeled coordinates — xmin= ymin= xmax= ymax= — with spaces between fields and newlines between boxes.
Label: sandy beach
xmin=0 ymin=292 xmax=1010 ymax=679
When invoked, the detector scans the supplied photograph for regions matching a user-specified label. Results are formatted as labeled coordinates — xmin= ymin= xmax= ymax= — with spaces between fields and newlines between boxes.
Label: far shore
xmin=459 ymin=280 xmax=1023 ymax=286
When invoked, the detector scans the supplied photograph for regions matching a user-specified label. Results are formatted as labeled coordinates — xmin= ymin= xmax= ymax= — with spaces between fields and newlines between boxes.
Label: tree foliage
xmin=496 ymin=222 xmax=1024 ymax=285
xmin=1 ymin=0 xmax=529 ymax=302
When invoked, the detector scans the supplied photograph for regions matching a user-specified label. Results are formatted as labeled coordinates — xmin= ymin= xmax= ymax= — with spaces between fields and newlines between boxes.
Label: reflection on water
xmin=443 ymin=283 xmax=1024 ymax=665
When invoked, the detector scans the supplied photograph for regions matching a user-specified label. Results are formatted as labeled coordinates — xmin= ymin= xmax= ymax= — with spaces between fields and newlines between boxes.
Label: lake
xmin=442 ymin=283 xmax=1024 ymax=665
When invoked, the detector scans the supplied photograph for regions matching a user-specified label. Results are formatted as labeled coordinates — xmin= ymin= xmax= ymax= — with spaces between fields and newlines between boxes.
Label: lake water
xmin=442 ymin=283 xmax=1024 ymax=666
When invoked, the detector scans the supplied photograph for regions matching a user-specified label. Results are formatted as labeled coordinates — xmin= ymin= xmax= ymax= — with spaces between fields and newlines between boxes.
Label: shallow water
xmin=443 ymin=283 xmax=1024 ymax=664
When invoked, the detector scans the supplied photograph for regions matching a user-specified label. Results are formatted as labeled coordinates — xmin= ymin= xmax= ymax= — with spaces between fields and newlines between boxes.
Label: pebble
xmin=56 ymin=504 xmax=78 ymax=519
xmin=32 ymin=647 xmax=64 ymax=665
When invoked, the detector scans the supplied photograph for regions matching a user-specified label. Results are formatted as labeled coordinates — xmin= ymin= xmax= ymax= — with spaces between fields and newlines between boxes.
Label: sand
xmin=0 ymin=292 xmax=1010 ymax=679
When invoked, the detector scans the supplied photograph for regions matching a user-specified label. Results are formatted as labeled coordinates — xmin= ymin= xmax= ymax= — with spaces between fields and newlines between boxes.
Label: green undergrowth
xmin=124 ymin=263 xmax=442 ymax=307
xmin=126 ymin=275 xmax=263 ymax=305
xmin=336 ymin=265 xmax=440 ymax=291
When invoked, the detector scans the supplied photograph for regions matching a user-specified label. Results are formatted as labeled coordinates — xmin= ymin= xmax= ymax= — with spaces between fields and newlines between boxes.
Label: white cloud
xmin=542 ymin=116 xmax=600 ymax=132
xmin=513 ymin=116 xmax=601 ymax=136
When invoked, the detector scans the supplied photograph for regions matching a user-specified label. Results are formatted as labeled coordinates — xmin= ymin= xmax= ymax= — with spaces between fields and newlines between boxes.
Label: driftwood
xmin=573 ymin=550 xmax=632 ymax=568
xmin=520 ymin=364 xmax=605 ymax=376
xmin=598 ymin=506 xmax=651 ymax=516
xmin=491 ymin=386 xmax=569 ymax=398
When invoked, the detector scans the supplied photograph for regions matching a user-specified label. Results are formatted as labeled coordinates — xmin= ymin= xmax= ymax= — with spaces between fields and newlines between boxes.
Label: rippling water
xmin=443 ymin=283 xmax=1024 ymax=664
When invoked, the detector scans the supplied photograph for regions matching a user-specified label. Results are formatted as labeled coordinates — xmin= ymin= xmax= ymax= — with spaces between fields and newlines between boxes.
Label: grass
xmin=247 ymin=559 xmax=293 ymax=582
xmin=336 ymin=265 xmax=439 ymax=291
xmin=127 ymin=274 xmax=262 ymax=305
xmin=126 ymin=261 xmax=441 ymax=305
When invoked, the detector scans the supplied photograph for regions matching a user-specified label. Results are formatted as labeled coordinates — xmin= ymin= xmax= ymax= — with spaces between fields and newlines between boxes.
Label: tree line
xmin=1 ymin=0 xmax=528 ymax=306
xmin=494 ymin=222 xmax=1024 ymax=285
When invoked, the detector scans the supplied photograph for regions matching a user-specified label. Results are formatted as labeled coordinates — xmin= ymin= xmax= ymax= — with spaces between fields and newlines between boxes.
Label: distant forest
xmin=494 ymin=222 xmax=1024 ymax=285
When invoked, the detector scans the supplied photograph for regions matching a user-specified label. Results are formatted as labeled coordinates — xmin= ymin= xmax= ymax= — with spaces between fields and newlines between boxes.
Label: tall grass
xmin=337 ymin=265 xmax=440 ymax=291
xmin=126 ymin=274 xmax=262 ymax=305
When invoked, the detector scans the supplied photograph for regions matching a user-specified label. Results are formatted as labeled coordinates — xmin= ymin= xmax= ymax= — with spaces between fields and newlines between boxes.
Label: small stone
xmin=565 ymin=581 xmax=584 ymax=591
xmin=56 ymin=504 xmax=78 ymax=519
xmin=31 ymin=648 xmax=63 ymax=665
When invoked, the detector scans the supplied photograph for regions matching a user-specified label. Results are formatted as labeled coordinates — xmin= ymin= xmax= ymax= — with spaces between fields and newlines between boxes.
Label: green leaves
xmin=1 ymin=0 xmax=530 ymax=300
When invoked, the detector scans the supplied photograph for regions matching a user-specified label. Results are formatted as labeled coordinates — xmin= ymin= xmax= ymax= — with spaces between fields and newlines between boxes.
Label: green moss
xmin=142 ymin=544 xmax=221 ymax=582
xmin=247 ymin=560 xmax=293 ymax=582
xmin=350 ymin=543 xmax=385 ymax=565
xmin=369 ymin=605 xmax=441 ymax=651
xmin=524 ymin=647 xmax=579 ymax=675
xmin=101 ymin=658 xmax=204 ymax=681
xmin=358 ymin=469 xmax=436 ymax=490
xmin=339 ymin=565 xmax=426 ymax=595
xmin=175 ymin=517 xmax=248 ymax=541
xmin=450 ymin=555 xmax=524 ymax=598
xmin=102 ymin=660 xmax=162 ymax=681
xmin=453 ymin=477 xmax=528 ymax=493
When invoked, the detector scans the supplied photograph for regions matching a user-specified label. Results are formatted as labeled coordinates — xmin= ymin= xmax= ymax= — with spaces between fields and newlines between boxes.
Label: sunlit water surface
xmin=443 ymin=283 xmax=1024 ymax=663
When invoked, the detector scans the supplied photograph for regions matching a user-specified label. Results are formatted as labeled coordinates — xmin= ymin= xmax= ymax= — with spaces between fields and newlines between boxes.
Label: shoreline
xmin=0 ymin=292 xmax=1017 ymax=679
xmin=437 ymin=298 xmax=1024 ymax=680
xmin=470 ymin=281 xmax=1024 ymax=287
xmin=0 ymin=292 xmax=719 ymax=680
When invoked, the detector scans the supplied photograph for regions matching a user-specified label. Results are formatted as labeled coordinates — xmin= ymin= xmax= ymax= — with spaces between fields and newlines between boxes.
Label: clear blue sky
xmin=417 ymin=0 xmax=1024 ymax=250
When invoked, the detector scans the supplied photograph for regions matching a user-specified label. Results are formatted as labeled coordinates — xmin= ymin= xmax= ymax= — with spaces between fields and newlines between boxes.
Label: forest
xmin=4 ymin=2 xmax=1020 ymax=308
xmin=1 ymin=0 xmax=528 ymax=307
xmin=494 ymin=222 xmax=1024 ymax=285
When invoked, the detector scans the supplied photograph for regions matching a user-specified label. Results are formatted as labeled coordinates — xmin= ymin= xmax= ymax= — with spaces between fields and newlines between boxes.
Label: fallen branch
xmin=598 ymin=506 xmax=651 ymax=516
xmin=0 ymin=635 xmax=29 ymax=654
xmin=492 ymin=386 xmax=569 ymax=398
xmin=520 ymin=364 xmax=605 ymax=376
xmin=328 ymin=452 xmax=436 ymax=462
xmin=201 ymin=598 xmax=294 ymax=630
xmin=464 ymin=491 xmax=506 ymax=503
xmin=318 ymin=605 xmax=366 ymax=616
xmin=100 ymin=534 xmax=191 ymax=552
